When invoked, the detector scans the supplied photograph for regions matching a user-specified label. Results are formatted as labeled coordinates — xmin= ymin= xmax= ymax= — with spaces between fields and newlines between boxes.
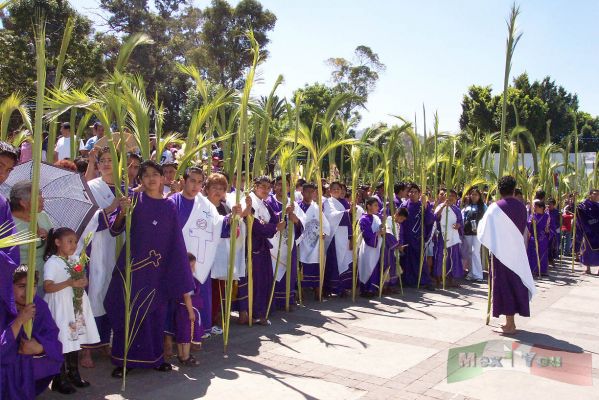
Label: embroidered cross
xmin=190 ymin=219 xmax=214 ymax=264
xmin=131 ymin=250 xmax=162 ymax=272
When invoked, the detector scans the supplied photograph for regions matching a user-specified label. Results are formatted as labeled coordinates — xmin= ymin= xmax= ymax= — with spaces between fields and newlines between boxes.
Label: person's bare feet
xmin=80 ymin=348 xmax=94 ymax=368
xmin=238 ymin=311 xmax=249 ymax=325
xmin=493 ymin=325 xmax=517 ymax=335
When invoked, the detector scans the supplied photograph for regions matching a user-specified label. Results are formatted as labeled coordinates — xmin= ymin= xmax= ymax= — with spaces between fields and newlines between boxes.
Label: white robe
xmin=267 ymin=196 xmax=306 ymax=282
xmin=211 ymin=194 xmax=246 ymax=280
xmin=77 ymin=178 xmax=119 ymax=317
xmin=324 ymin=197 xmax=353 ymax=274
xmin=434 ymin=204 xmax=461 ymax=247
xmin=297 ymin=201 xmax=331 ymax=264
xmin=358 ymin=215 xmax=382 ymax=284
xmin=182 ymin=194 xmax=224 ymax=284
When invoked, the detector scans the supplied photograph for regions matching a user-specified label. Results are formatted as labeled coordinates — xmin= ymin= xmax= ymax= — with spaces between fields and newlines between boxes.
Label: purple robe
xmin=527 ymin=213 xmax=550 ymax=275
xmin=400 ymin=199 xmax=434 ymax=286
xmin=433 ymin=205 xmax=465 ymax=279
xmin=174 ymin=277 xmax=202 ymax=345
xmin=104 ymin=192 xmax=194 ymax=368
xmin=237 ymin=197 xmax=278 ymax=319
xmin=358 ymin=214 xmax=382 ymax=294
xmin=492 ymin=198 xmax=530 ymax=318
xmin=1 ymin=296 xmax=62 ymax=399
xmin=577 ymin=199 xmax=599 ymax=266
xmin=324 ymin=198 xmax=354 ymax=294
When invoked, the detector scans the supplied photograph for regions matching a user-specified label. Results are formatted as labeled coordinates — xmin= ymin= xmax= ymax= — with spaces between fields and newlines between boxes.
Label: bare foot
xmin=493 ymin=325 xmax=517 ymax=335
xmin=238 ymin=311 xmax=249 ymax=325
xmin=256 ymin=318 xmax=271 ymax=326
xmin=80 ymin=349 xmax=95 ymax=368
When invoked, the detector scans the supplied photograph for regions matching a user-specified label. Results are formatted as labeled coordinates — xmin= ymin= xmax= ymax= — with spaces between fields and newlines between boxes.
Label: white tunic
xmin=44 ymin=255 xmax=100 ymax=353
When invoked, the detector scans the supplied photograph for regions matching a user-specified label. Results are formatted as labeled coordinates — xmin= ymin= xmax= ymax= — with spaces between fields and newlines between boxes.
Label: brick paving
xmin=39 ymin=259 xmax=599 ymax=399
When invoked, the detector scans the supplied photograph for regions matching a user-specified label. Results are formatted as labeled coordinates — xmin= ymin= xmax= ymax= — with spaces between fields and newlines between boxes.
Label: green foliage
xmin=461 ymin=73 xmax=599 ymax=151
xmin=0 ymin=0 xmax=104 ymax=119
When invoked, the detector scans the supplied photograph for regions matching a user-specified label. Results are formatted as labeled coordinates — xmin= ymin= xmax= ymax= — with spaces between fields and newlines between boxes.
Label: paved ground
xmin=39 ymin=258 xmax=599 ymax=400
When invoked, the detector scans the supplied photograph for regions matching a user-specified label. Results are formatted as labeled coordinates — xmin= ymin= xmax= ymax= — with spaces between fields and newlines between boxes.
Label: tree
xmin=292 ymin=83 xmax=336 ymax=129
xmin=459 ymin=73 xmax=599 ymax=151
xmin=0 ymin=0 xmax=105 ymax=105
xmin=326 ymin=45 xmax=385 ymax=118
xmin=187 ymin=0 xmax=276 ymax=88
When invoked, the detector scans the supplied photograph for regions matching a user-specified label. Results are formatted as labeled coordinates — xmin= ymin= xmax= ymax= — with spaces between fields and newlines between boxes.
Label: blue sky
xmin=74 ymin=0 xmax=598 ymax=133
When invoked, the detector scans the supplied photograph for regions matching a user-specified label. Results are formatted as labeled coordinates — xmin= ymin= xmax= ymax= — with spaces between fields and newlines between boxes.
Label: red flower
xmin=73 ymin=264 xmax=83 ymax=273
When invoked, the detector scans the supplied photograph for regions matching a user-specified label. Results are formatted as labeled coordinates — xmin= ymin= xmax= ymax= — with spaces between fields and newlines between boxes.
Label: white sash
xmin=477 ymin=202 xmax=536 ymax=299
xmin=434 ymin=204 xmax=462 ymax=247
xmin=182 ymin=194 xmax=224 ymax=284
xmin=324 ymin=197 xmax=352 ymax=274
xmin=76 ymin=178 xmax=119 ymax=317
xmin=357 ymin=215 xmax=382 ymax=284
xmin=298 ymin=201 xmax=330 ymax=264
xmin=211 ymin=195 xmax=246 ymax=280
xmin=268 ymin=198 xmax=306 ymax=282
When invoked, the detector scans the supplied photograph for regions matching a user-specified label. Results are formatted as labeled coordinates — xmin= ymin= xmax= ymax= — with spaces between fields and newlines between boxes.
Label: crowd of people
xmin=0 ymin=123 xmax=598 ymax=399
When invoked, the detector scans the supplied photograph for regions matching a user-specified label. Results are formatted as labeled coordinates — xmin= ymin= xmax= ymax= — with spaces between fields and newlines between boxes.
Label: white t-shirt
xmin=55 ymin=136 xmax=84 ymax=160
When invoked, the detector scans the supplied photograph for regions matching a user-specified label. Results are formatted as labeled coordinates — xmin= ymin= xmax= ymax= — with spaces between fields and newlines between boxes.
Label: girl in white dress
xmin=44 ymin=227 xmax=99 ymax=394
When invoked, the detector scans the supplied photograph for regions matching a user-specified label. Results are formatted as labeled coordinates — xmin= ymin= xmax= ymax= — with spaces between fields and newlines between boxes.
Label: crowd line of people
xmin=1 ymin=124 xmax=598 ymax=399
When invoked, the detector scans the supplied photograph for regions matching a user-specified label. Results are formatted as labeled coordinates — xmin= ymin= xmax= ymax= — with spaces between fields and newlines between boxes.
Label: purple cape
xmin=104 ymin=192 xmax=194 ymax=368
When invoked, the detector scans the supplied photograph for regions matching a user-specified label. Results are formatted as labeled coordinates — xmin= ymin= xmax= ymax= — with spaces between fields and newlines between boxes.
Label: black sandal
xmin=178 ymin=355 xmax=199 ymax=367
xmin=111 ymin=367 xmax=133 ymax=378
xmin=154 ymin=362 xmax=173 ymax=372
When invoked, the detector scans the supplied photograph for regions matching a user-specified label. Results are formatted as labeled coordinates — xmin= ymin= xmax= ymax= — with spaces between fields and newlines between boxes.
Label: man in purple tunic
xmin=577 ymin=189 xmax=599 ymax=274
xmin=478 ymin=176 xmax=536 ymax=334
xmin=237 ymin=176 xmax=285 ymax=325
xmin=433 ymin=189 xmax=464 ymax=287
xmin=104 ymin=161 xmax=194 ymax=377
xmin=400 ymin=184 xmax=435 ymax=290
xmin=1 ymin=266 xmax=62 ymax=399
xmin=546 ymin=198 xmax=561 ymax=265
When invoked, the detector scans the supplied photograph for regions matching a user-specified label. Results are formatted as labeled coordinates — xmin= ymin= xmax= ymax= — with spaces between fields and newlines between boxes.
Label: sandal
xmin=178 ymin=355 xmax=199 ymax=367
xmin=153 ymin=362 xmax=173 ymax=372
xmin=111 ymin=367 xmax=133 ymax=378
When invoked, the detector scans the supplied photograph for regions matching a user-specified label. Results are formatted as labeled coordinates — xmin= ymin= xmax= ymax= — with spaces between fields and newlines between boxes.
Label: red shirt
xmin=561 ymin=213 xmax=573 ymax=232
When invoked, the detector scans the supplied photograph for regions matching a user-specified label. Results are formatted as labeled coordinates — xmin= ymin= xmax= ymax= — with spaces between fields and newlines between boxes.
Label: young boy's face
xmin=13 ymin=277 xmax=35 ymax=307
xmin=367 ymin=202 xmax=380 ymax=214
xmin=534 ymin=205 xmax=544 ymax=215
xmin=548 ymin=203 xmax=555 ymax=211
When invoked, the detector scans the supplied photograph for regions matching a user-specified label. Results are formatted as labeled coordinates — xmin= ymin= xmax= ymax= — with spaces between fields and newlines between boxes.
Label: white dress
xmin=44 ymin=255 xmax=100 ymax=353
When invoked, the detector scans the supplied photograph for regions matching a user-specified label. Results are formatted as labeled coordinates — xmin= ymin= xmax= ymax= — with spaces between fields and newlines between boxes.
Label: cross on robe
xmin=189 ymin=218 xmax=214 ymax=264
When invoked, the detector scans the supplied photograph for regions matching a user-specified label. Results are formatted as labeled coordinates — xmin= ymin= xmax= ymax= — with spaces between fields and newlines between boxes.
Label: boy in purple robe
xmin=577 ymin=189 xmax=599 ymax=274
xmin=400 ymin=184 xmax=435 ymax=290
xmin=1 ymin=265 xmax=62 ymax=399
xmin=237 ymin=176 xmax=286 ymax=325
xmin=298 ymin=183 xmax=322 ymax=292
xmin=383 ymin=207 xmax=408 ymax=290
xmin=546 ymin=198 xmax=561 ymax=265
xmin=393 ymin=182 xmax=408 ymax=211
xmin=358 ymin=197 xmax=385 ymax=296
xmin=477 ymin=176 xmax=536 ymax=335
xmin=104 ymin=161 xmax=195 ymax=378
xmin=0 ymin=141 xmax=21 ymax=268
xmin=174 ymin=253 xmax=202 ymax=366
xmin=433 ymin=189 xmax=464 ymax=287
xmin=527 ymin=201 xmax=550 ymax=277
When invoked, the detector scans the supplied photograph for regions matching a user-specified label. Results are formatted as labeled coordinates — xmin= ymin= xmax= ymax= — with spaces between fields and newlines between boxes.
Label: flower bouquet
xmin=64 ymin=232 xmax=93 ymax=315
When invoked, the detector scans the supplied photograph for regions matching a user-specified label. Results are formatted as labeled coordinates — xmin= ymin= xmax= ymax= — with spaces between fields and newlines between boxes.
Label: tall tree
xmin=326 ymin=45 xmax=385 ymax=118
xmin=187 ymin=0 xmax=276 ymax=88
xmin=0 ymin=0 xmax=104 ymax=103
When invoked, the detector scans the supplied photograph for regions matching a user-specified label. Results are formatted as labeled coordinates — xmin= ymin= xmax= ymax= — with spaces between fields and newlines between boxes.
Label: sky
xmin=74 ymin=0 xmax=599 ymax=133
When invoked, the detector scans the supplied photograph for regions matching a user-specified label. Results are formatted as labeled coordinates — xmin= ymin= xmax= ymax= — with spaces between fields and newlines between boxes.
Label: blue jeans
xmin=561 ymin=232 xmax=572 ymax=256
